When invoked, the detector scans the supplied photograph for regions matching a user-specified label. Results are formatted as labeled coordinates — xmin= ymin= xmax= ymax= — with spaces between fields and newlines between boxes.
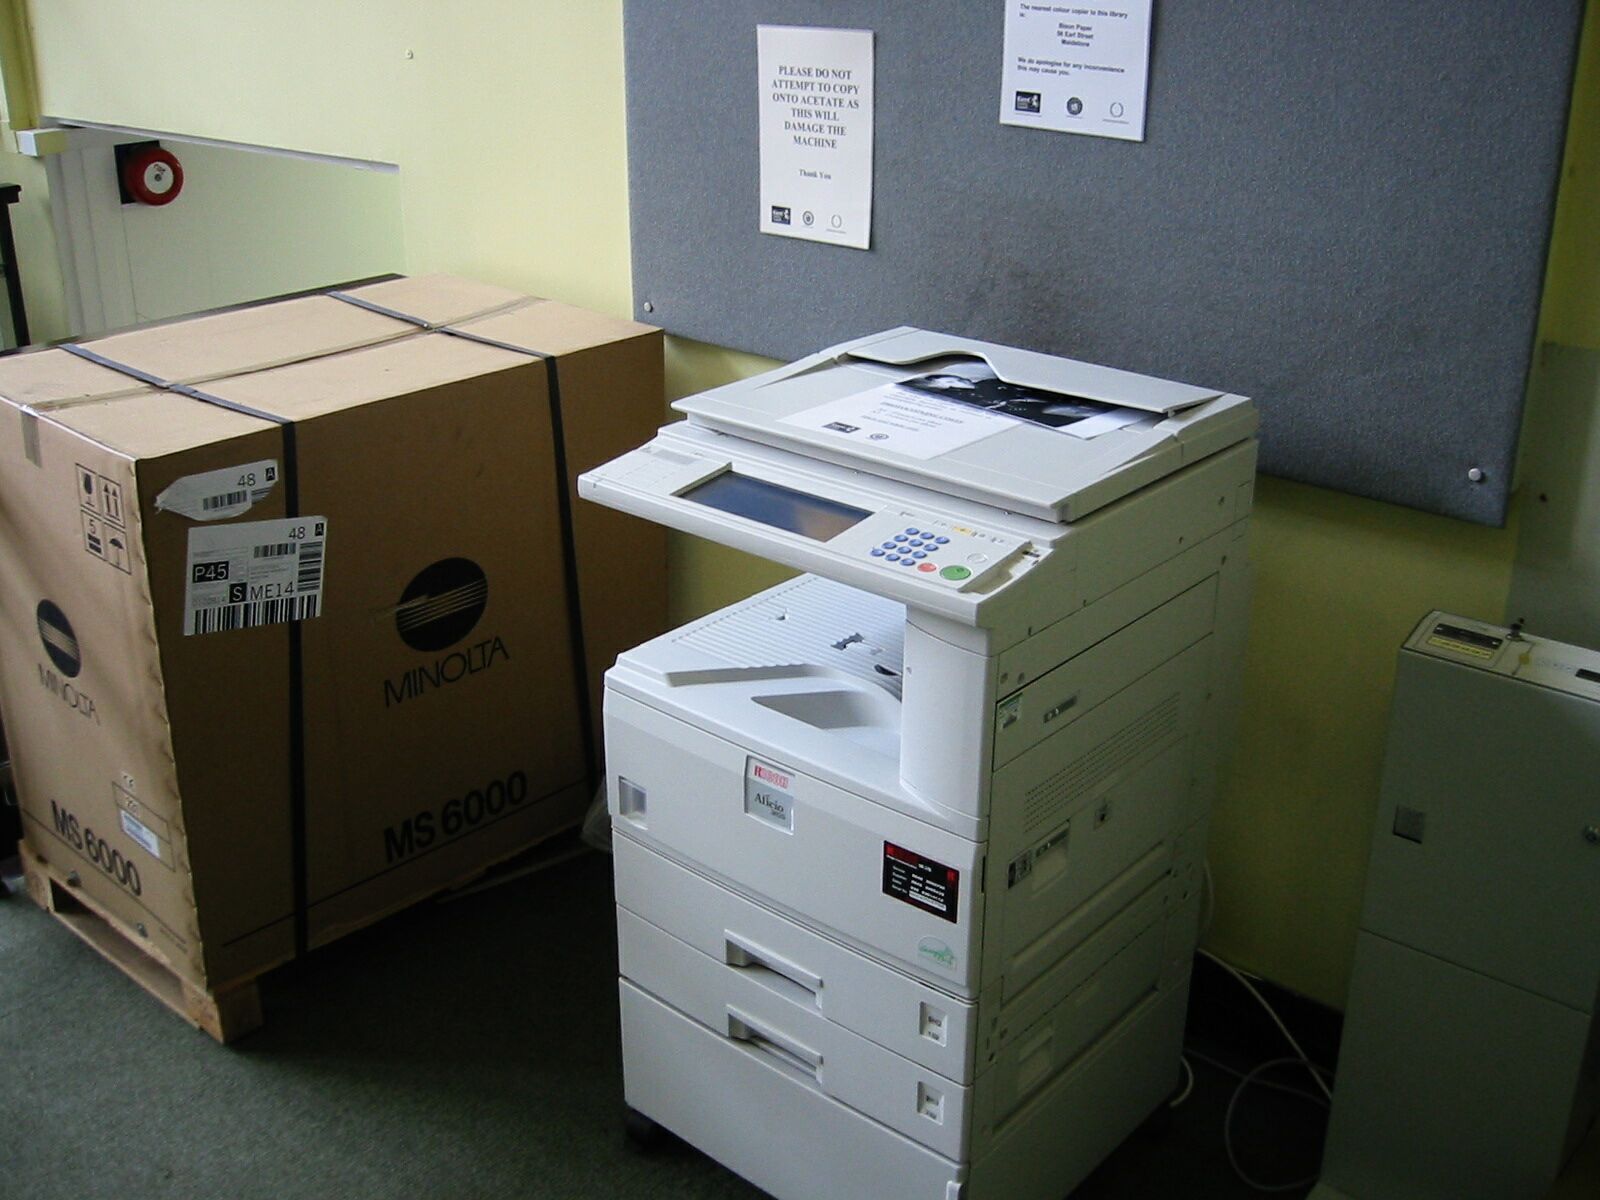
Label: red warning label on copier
xmin=882 ymin=842 xmax=959 ymax=923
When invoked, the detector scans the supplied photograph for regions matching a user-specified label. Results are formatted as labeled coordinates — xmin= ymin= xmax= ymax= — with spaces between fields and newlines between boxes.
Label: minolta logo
xmin=384 ymin=558 xmax=508 ymax=707
xmin=36 ymin=600 xmax=98 ymax=724
xmin=395 ymin=557 xmax=488 ymax=652
xmin=38 ymin=600 xmax=81 ymax=677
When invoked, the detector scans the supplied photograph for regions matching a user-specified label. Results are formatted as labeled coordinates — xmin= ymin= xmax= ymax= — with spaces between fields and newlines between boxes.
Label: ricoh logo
xmin=383 ymin=558 xmax=508 ymax=707
xmin=36 ymin=600 xmax=98 ymax=724
xmin=751 ymin=762 xmax=791 ymax=790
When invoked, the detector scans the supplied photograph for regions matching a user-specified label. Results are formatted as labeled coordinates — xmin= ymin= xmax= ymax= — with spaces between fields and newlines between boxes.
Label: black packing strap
xmin=325 ymin=290 xmax=601 ymax=783
xmin=61 ymin=342 xmax=314 ymax=961
xmin=62 ymin=343 xmax=288 ymax=427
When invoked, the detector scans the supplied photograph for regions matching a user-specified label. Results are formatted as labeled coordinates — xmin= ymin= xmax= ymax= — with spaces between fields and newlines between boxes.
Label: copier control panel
xmin=854 ymin=517 xmax=1015 ymax=586
xmin=582 ymin=433 xmax=1044 ymax=617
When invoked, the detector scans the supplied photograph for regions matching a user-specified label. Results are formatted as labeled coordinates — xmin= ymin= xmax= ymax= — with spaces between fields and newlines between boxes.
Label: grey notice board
xmin=623 ymin=1 xmax=1586 ymax=525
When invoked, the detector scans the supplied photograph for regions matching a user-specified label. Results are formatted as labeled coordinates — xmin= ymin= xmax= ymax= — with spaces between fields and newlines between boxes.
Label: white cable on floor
xmin=1185 ymin=1048 xmax=1330 ymax=1108
xmin=1203 ymin=864 xmax=1337 ymax=1196
xmin=1222 ymin=1055 xmax=1333 ymax=1194
xmin=1168 ymin=1054 xmax=1196 ymax=1108
xmin=1196 ymin=947 xmax=1333 ymax=1102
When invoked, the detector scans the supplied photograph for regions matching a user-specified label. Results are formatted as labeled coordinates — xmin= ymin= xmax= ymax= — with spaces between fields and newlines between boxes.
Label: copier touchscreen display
xmin=683 ymin=471 xmax=870 ymax=541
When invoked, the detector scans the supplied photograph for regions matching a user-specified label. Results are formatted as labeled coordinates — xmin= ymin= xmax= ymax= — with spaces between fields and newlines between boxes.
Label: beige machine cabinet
xmin=1312 ymin=612 xmax=1600 ymax=1200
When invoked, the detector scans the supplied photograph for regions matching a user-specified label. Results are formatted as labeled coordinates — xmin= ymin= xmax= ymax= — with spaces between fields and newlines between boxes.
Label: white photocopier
xmin=578 ymin=328 xmax=1258 ymax=1200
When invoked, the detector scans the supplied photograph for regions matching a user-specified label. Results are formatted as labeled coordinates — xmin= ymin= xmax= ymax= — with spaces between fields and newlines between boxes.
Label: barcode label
xmin=297 ymin=542 xmax=324 ymax=591
xmin=155 ymin=459 xmax=280 ymax=521
xmin=184 ymin=516 xmax=329 ymax=636
xmin=190 ymin=593 xmax=321 ymax=634
xmin=119 ymin=808 xmax=164 ymax=861
xmin=202 ymin=490 xmax=249 ymax=511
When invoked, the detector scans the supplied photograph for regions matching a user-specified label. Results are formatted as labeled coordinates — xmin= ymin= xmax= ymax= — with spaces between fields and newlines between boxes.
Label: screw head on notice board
xmin=643 ymin=301 xmax=655 ymax=314
xmin=1467 ymin=467 xmax=1485 ymax=483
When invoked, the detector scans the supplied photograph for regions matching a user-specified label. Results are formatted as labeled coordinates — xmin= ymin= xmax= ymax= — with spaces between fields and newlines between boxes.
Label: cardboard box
xmin=0 ymin=275 xmax=665 ymax=990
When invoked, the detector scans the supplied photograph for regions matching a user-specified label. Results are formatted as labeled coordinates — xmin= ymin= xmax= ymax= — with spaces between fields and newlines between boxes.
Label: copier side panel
xmin=1194 ymin=537 xmax=1254 ymax=821
xmin=971 ymin=918 xmax=1168 ymax=1157
xmin=993 ymin=525 xmax=1237 ymax=708
xmin=965 ymin=976 xmax=1190 ymax=1200
xmin=983 ymin=639 xmax=1214 ymax=1000
xmin=991 ymin=579 xmax=1217 ymax=769
xmin=606 ymin=689 xmax=984 ymax=995
xmin=1067 ymin=439 xmax=1256 ymax=610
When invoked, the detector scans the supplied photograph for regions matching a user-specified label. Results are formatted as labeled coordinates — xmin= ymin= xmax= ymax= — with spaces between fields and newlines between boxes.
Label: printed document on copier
xmin=780 ymin=363 xmax=1148 ymax=459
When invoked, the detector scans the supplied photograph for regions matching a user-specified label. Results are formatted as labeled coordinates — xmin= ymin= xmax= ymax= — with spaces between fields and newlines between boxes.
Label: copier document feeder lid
xmin=675 ymin=327 xmax=1257 ymax=522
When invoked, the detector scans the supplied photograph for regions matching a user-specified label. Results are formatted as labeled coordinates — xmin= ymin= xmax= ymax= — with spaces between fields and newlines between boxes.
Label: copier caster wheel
xmin=624 ymin=1106 xmax=672 ymax=1151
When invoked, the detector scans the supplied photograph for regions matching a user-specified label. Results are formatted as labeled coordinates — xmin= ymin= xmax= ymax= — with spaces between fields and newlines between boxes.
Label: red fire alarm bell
xmin=120 ymin=144 xmax=184 ymax=206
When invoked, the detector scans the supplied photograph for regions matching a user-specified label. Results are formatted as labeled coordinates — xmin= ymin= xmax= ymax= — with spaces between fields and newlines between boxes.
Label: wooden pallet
xmin=20 ymin=840 xmax=263 ymax=1043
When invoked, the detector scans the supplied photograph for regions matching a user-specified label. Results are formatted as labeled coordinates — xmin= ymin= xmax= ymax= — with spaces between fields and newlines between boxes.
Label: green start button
xmin=940 ymin=565 xmax=972 ymax=581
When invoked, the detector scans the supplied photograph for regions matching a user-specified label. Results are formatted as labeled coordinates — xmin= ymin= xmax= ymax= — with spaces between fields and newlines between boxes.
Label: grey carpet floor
xmin=1 ymin=849 xmax=1323 ymax=1199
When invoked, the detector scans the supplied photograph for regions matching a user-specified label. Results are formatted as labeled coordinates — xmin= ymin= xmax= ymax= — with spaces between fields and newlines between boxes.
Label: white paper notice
xmin=780 ymin=381 xmax=1016 ymax=460
xmin=758 ymin=25 xmax=874 ymax=249
xmin=999 ymin=1 xmax=1154 ymax=141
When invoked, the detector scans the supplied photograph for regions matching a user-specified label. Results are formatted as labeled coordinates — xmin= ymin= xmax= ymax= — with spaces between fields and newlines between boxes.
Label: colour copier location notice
xmin=882 ymin=841 xmax=960 ymax=923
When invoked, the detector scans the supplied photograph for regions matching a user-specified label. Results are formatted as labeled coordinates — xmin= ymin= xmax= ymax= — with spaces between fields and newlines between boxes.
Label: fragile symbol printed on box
xmin=184 ymin=516 xmax=329 ymax=635
xmin=76 ymin=462 xmax=132 ymax=574
xmin=76 ymin=462 xmax=125 ymax=529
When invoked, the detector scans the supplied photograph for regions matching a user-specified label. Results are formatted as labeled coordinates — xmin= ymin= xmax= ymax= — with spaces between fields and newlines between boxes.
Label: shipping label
xmin=184 ymin=516 xmax=328 ymax=636
xmin=156 ymin=459 xmax=279 ymax=521
xmin=113 ymin=780 xmax=174 ymax=870
xmin=119 ymin=808 xmax=162 ymax=860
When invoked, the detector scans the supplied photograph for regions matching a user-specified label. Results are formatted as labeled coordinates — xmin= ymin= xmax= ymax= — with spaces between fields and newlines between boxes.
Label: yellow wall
xmin=1543 ymin=5 xmax=1600 ymax=350
xmin=116 ymin=142 xmax=404 ymax=325
xmin=23 ymin=1 xmax=633 ymax=317
xmin=0 ymin=147 xmax=66 ymax=342
xmin=18 ymin=0 xmax=1597 ymax=1007
xmin=0 ymin=0 xmax=64 ymax=341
